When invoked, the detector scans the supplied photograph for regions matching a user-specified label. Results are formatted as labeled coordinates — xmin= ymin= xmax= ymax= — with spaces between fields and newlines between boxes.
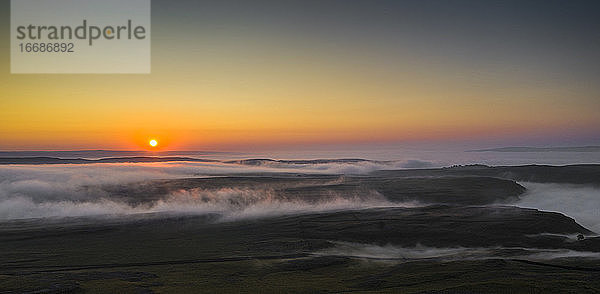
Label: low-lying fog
xmin=315 ymin=241 xmax=600 ymax=261
xmin=517 ymin=182 xmax=600 ymax=233
xmin=0 ymin=161 xmax=598 ymax=238
xmin=0 ymin=161 xmax=414 ymax=221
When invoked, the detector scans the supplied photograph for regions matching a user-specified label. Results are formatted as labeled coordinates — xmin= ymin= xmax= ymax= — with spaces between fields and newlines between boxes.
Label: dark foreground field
xmin=1 ymin=164 xmax=599 ymax=293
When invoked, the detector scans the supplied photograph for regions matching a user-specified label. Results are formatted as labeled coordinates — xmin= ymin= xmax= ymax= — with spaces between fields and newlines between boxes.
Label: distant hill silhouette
xmin=467 ymin=146 xmax=600 ymax=152
xmin=0 ymin=150 xmax=231 ymax=158
xmin=0 ymin=156 xmax=217 ymax=164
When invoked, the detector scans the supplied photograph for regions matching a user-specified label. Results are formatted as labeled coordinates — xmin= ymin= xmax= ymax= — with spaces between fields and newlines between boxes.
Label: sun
xmin=149 ymin=139 xmax=158 ymax=147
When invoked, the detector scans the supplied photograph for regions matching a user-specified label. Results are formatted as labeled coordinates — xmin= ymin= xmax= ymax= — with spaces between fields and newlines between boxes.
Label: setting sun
xmin=149 ymin=139 xmax=158 ymax=147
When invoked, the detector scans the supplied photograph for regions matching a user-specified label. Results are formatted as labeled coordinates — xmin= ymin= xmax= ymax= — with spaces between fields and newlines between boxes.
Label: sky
xmin=1 ymin=0 xmax=599 ymax=151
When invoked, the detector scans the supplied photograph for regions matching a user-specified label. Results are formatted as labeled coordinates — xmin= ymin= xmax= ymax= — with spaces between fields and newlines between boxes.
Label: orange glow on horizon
xmin=1 ymin=1 xmax=599 ymax=151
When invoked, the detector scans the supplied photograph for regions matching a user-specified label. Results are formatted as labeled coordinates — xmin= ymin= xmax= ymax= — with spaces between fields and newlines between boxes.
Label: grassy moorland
xmin=1 ymin=165 xmax=599 ymax=293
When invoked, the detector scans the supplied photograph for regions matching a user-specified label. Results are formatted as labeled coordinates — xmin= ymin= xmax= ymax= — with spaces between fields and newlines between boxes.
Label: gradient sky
xmin=1 ymin=0 xmax=599 ymax=150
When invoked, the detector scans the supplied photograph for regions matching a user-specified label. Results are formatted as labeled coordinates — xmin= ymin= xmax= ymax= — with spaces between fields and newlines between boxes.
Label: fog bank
xmin=517 ymin=183 xmax=600 ymax=233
